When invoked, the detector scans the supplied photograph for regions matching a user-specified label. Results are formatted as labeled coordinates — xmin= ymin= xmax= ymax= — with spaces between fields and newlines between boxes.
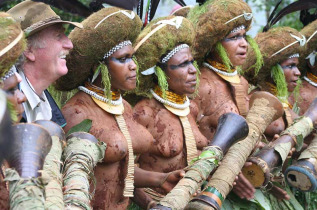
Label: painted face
xmin=165 ymin=47 xmax=197 ymax=95
xmin=280 ymin=57 xmax=300 ymax=92
xmin=221 ymin=29 xmax=248 ymax=67
xmin=2 ymin=73 xmax=26 ymax=122
xmin=107 ymin=45 xmax=137 ymax=91
xmin=31 ymin=24 xmax=73 ymax=82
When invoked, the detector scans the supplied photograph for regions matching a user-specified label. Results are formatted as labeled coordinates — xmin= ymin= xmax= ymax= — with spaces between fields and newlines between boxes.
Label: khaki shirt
xmin=19 ymin=70 xmax=52 ymax=122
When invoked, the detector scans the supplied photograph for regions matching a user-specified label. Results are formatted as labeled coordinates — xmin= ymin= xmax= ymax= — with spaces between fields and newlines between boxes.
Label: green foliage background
xmin=245 ymin=0 xmax=303 ymax=31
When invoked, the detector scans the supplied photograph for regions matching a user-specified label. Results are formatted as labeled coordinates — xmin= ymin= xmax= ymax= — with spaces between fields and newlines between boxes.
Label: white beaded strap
xmin=78 ymin=86 xmax=123 ymax=106
xmin=288 ymin=53 xmax=299 ymax=59
xmin=307 ymin=30 xmax=317 ymax=44
xmin=94 ymin=10 xmax=135 ymax=29
xmin=224 ymin=12 xmax=253 ymax=25
xmin=270 ymin=33 xmax=306 ymax=58
xmin=161 ymin=44 xmax=189 ymax=63
xmin=134 ymin=16 xmax=183 ymax=52
xmin=150 ymin=89 xmax=190 ymax=109
xmin=203 ymin=62 xmax=238 ymax=77
xmin=103 ymin=40 xmax=132 ymax=59
xmin=0 ymin=30 xmax=23 ymax=58
xmin=230 ymin=25 xmax=245 ymax=34
xmin=304 ymin=76 xmax=317 ymax=87
xmin=115 ymin=114 xmax=135 ymax=197
xmin=179 ymin=116 xmax=199 ymax=164
xmin=0 ymin=68 xmax=15 ymax=81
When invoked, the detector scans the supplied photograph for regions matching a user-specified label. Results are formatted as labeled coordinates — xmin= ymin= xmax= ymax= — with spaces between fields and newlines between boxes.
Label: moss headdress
xmin=243 ymin=27 xmax=305 ymax=103
xmin=0 ymin=12 xmax=25 ymax=78
xmin=243 ymin=27 xmax=305 ymax=86
xmin=133 ymin=16 xmax=196 ymax=98
xmin=171 ymin=6 xmax=193 ymax=17
xmin=298 ymin=19 xmax=317 ymax=74
xmin=55 ymin=7 xmax=142 ymax=91
xmin=188 ymin=0 xmax=252 ymax=63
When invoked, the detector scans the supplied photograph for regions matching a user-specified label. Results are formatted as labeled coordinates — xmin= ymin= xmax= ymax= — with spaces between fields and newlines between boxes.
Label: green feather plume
xmin=271 ymin=64 xmax=289 ymax=102
xmin=216 ymin=42 xmax=232 ymax=72
xmin=7 ymin=100 xmax=17 ymax=123
xmin=132 ymin=56 xmax=140 ymax=88
xmin=155 ymin=66 xmax=169 ymax=98
xmin=246 ymin=35 xmax=263 ymax=75
xmin=99 ymin=63 xmax=112 ymax=100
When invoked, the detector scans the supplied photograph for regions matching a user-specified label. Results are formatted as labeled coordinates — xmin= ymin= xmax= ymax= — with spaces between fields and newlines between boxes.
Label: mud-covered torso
xmin=289 ymin=80 xmax=317 ymax=116
xmin=192 ymin=67 xmax=249 ymax=140
xmin=62 ymin=91 xmax=154 ymax=210
xmin=133 ymin=98 xmax=208 ymax=174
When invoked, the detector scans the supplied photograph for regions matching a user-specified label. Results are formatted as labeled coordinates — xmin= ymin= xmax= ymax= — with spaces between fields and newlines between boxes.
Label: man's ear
xmin=23 ymin=48 xmax=35 ymax=62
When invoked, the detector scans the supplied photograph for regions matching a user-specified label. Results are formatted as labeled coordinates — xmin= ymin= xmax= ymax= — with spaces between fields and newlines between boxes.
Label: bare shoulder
xmin=62 ymin=92 xmax=93 ymax=133
xmin=133 ymin=98 xmax=157 ymax=126
xmin=189 ymin=100 xmax=199 ymax=119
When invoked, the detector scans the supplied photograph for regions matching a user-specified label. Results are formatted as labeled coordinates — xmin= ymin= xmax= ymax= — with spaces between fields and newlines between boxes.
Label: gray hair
xmin=15 ymin=31 xmax=47 ymax=70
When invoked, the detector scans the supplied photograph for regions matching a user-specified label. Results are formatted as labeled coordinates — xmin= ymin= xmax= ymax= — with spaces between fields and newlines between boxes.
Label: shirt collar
xmin=19 ymin=69 xmax=47 ymax=110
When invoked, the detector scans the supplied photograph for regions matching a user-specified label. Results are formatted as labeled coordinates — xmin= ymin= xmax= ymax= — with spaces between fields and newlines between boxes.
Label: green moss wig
xmin=55 ymin=7 xmax=142 ymax=91
xmin=243 ymin=27 xmax=305 ymax=87
xmin=0 ymin=12 xmax=26 ymax=78
xmin=134 ymin=16 xmax=195 ymax=98
xmin=188 ymin=0 xmax=253 ymax=63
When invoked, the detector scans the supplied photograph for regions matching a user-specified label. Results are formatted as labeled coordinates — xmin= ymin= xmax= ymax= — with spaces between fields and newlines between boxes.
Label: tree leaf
xmin=66 ymin=119 xmax=92 ymax=136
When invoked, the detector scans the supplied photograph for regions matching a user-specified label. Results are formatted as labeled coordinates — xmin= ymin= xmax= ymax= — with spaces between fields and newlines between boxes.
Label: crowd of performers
xmin=1 ymin=0 xmax=317 ymax=209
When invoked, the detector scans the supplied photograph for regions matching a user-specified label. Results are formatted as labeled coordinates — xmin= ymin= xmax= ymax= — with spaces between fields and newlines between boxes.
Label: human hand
xmin=232 ymin=163 xmax=256 ymax=200
xmin=160 ymin=170 xmax=185 ymax=194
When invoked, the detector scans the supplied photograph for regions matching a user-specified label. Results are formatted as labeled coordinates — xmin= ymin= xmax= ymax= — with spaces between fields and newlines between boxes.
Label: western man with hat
xmin=7 ymin=0 xmax=82 ymax=126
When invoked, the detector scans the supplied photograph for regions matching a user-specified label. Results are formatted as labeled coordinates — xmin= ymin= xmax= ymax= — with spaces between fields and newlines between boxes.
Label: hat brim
xmin=25 ymin=20 xmax=83 ymax=37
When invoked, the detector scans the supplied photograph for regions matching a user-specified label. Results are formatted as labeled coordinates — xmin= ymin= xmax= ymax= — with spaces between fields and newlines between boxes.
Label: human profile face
xmin=30 ymin=24 xmax=73 ymax=82
xmin=165 ymin=47 xmax=197 ymax=95
xmin=107 ymin=45 xmax=137 ymax=91
xmin=221 ymin=29 xmax=248 ymax=67
xmin=2 ymin=73 xmax=26 ymax=122
xmin=280 ymin=57 xmax=300 ymax=92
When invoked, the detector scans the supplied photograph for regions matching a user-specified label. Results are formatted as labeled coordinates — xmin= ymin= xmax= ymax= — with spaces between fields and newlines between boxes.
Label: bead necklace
xmin=78 ymin=82 xmax=122 ymax=106
xmin=151 ymin=86 xmax=189 ymax=109
xmin=304 ymin=72 xmax=317 ymax=87
xmin=203 ymin=60 xmax=237 ymax=77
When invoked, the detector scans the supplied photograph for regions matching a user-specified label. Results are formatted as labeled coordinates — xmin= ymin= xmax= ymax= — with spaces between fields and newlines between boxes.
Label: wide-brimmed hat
xmin=0 ymin=12 xmax=26 ymax=78
xmin=7 ymin=0 xmax=82 ymax=37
